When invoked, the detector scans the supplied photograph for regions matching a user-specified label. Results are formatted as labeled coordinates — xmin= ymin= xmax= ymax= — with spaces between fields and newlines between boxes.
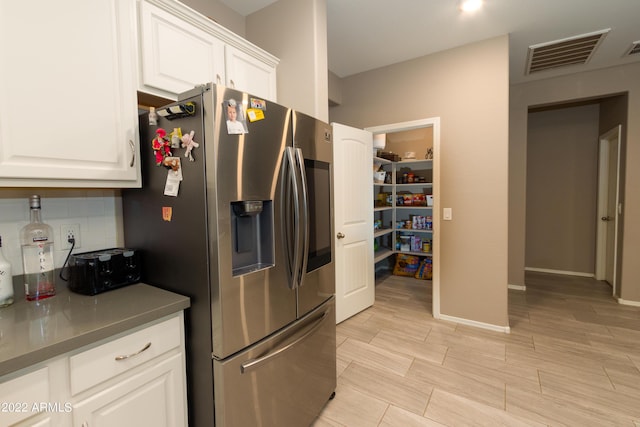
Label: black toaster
xmin=68 ymin=248 xmax=141 ymax=295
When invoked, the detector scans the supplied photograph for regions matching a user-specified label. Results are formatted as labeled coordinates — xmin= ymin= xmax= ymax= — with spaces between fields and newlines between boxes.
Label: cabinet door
xmin=0 ymin=0 xmax=140 ymax=187
xmin=0 ymin=367 xmax=50 ymax=426
xmin=72 ymin=353 xmax=187 ymax=427
xmin=225 ymin=45 xmax=277 ymax=101
xmin=138 ymin=0 xmax=226 ymax=98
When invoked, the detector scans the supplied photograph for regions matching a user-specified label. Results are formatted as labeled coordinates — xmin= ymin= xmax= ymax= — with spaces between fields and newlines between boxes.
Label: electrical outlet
xmin=61 ymin=224 xmax=81 ymax=250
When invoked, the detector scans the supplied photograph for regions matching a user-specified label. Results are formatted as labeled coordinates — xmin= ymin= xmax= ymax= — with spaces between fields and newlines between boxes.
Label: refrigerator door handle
xmin=240 ymin=310 xmax=329 ymax=374
xmin=294 ymin=148 xmax=310 ymax=288
xmin=284 ymin=147 xmax=302 ymax=289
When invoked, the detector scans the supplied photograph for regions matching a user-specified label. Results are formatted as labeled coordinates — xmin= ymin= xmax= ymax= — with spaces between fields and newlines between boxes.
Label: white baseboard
xmin=525 ymin=267 xmax=594 ymax=278
xmin=436 ymin=313 xmax=511 ymax=334
xmin=618 ymin=298 xmax=640 ymax=307
xmin=508 ymin=284 xmax=527 ymax=291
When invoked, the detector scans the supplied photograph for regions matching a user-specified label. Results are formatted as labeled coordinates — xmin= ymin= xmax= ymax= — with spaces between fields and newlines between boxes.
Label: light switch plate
xmin=443 ymin=208 xmax=452 ymax=220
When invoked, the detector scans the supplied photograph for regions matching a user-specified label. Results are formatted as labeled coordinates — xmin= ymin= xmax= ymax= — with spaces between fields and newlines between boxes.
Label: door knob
xmin=601 ymin=216 xmax=613 ymax=221
xmin=337 ymin=232 xmax=345 ymax=239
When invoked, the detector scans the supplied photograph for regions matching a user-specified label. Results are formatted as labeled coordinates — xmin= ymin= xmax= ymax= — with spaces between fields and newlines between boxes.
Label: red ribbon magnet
xmin=152 ymin=128 xmax=172 ymax=165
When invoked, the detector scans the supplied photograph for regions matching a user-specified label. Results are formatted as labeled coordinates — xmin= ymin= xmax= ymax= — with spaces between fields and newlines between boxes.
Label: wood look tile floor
xmin=313 ymin=271 xmax=640 ymax=426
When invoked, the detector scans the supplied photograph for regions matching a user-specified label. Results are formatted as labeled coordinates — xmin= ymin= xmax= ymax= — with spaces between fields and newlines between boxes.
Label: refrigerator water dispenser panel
xmin=231 ymin=200 xmax=274 ymax=276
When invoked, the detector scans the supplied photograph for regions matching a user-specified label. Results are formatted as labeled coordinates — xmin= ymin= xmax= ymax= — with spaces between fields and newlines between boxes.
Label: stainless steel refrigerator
xmin=122 ymin=84 xmax=336 ymax=426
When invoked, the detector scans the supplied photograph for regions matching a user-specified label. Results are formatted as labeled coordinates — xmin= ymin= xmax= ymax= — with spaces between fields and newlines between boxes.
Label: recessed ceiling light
xmin=459 ymin=0 xmax=483 ymax=12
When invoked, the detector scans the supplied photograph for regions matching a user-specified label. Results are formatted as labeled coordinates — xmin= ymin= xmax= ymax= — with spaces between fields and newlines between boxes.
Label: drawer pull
xmin=114 ymin=342 xmax=151 ymax=361
xmin=241 ymin=311 xmax=328 ymax=373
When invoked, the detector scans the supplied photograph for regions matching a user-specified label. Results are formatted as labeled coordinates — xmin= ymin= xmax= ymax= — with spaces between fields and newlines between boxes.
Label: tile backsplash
xmin=0 ymin=189 xmax=123 ymax=276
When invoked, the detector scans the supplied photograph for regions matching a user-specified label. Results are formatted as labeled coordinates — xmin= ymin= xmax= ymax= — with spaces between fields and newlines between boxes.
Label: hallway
xmin=314 ymin=272 xmax=640 ymax=426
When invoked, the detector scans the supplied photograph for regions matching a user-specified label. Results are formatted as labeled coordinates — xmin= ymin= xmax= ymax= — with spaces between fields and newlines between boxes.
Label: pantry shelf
xmin=374 ymin=248 xmax=394 ymax=263
xmin=373 ymin=158 xmax=434 ymax=266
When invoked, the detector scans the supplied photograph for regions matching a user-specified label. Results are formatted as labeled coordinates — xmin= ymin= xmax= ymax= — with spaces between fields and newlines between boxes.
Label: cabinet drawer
xmin=70 ymin=316 xmax=180 ymax=395
xmin=0 ymin=367 xmax=49 ymax=425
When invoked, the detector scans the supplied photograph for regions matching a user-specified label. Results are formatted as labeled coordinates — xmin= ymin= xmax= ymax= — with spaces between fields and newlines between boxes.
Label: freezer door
xmin=213 ymin=297 xmax=336 ymax=427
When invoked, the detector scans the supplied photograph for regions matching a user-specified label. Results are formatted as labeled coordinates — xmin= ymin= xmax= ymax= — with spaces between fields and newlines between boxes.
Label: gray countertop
xmin=0 ymin=280 xmax=190 ymax=377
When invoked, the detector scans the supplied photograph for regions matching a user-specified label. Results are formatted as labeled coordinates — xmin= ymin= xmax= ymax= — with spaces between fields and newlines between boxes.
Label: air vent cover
xmin=526 ymin=29 xmax=609 ymax=74
xmin=624 ymin=41 xmax=640 ymax=56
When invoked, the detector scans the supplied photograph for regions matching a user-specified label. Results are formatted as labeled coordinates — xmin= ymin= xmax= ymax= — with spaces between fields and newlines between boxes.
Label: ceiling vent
xmin=624 ymin=41 xmax=640 ymax=56
xmin=526 ymin=29 xmax=609 ymax=74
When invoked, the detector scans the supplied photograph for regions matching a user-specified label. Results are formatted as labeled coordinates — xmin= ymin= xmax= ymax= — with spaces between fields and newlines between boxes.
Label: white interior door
xmin=595 ymin=125 xmax=621 ymax=293
xmin=332 ymin=123 xmax=374 ymax=323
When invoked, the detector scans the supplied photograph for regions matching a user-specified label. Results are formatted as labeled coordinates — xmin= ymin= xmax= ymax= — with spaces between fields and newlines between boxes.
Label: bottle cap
xmin=29 ymin=195 xmax=41 ymax=209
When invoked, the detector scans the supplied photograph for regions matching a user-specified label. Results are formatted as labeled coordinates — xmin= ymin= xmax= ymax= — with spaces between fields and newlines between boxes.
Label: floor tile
xmin=339 ymin=362 xmax=433 ymax=415
xmin=379 ymin=405 xmax=446 ymax=427
xmin=316 ymin=272 xmax=640 ymax=427
xmin=426 ymin=388 xmax=545 ymax=427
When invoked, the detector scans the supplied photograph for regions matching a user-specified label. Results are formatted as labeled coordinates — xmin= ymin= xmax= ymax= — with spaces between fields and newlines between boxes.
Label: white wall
xmin=0 ymin=189 xmax=123 ymax=276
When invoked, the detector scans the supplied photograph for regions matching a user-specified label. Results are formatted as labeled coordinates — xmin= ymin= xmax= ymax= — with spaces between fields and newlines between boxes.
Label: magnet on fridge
xmin=247 ymin=108 xmax=265 ymax=122
xmin=162 ymin=207 xmax=173 ymax=221
xmin=156 ymin=102 xmax=196 ymax=120
xmin=152 ymin=128 xmax=172 ymax=165
xmin=162 ymin=156 xmax=182 ymax=175
xmin=170 ymin=128 xmax=183 ymax=148
xmin=181 ymin=130 xmax=199 ymax=161
xmin=224 ymin=99 xmax=248 ymax=134
xmin=163 ymin=157 xmax=182 ymax=197
xmin=250 ymin=98 xmax=266 ymax=110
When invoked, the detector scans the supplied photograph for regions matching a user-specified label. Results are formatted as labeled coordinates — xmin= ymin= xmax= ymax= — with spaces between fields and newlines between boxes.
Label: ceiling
xmin=222 ymin=0 xmax=640 ymax=84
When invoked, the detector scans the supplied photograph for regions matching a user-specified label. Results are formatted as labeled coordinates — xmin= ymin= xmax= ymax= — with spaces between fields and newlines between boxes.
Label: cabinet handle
xmin=337 ymin=232 xmax=345 ymax=239
xmin=229 ymin=79 xmax=235 ymax=88
xmin=115 ymin=342 xmax=151 ymax=361
xmin=129 ymin=139 xmax=135 ymax=167
xmin=82 ymin=423 xmax=89 ymax=427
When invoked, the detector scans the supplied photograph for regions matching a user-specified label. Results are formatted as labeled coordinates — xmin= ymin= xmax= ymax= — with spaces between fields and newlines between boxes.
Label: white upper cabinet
xmin=225 ymin=45 xmax=278 ymax=102
xmin=0 ymin=0 xmax=141 ymax=188
xmin=138 ymin=0 xmax=279 ymax=101
xmin=138 ymin=1 xmax=226 ymax=96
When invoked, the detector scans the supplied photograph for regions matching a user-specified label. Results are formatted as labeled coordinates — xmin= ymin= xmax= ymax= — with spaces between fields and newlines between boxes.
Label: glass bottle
xmin=0 ymin=235 xmax=14 ymax=307
xmin=20 ymin=195 xmax=56 ymax=301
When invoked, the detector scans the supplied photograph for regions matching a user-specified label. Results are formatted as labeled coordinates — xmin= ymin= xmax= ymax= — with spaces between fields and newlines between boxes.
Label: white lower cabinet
xmin=72 ymin=353 xmax=185 ymax=427
xmin=0 ymin=313 xmax=187 ymax=427
xmin=69 ymin=314 xmax=187 ymax=427
xmin=0 ymin=367 xmax=52 ymax=426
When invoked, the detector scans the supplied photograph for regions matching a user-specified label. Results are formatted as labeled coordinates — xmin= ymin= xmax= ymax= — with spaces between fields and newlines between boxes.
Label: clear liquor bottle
xmin=0 ymin=235 xmax=14 ymax=307
xmin=20 ymin=195 xmax=56 ymax=301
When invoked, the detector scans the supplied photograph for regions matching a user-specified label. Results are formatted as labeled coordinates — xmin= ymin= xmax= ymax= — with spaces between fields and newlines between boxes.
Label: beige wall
xmin=179 ymin=0 xmax=245 ymax=36
xmin=384 ymin=128 xmax=434 ymax=161
xmin=510 ymin=62 xmax=640 ymax=302
xmin=526 ymin=104 xmax=600 ymax=274
xmin=176 ymin=0 xmax=330 ymax=121
xmin=328 ymin=70 xmax=342 ymax=106
xmin=246 ymin=0 xmax=329 ymax=121
xmin=331 ymin=35 xmax=510 ymax=328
